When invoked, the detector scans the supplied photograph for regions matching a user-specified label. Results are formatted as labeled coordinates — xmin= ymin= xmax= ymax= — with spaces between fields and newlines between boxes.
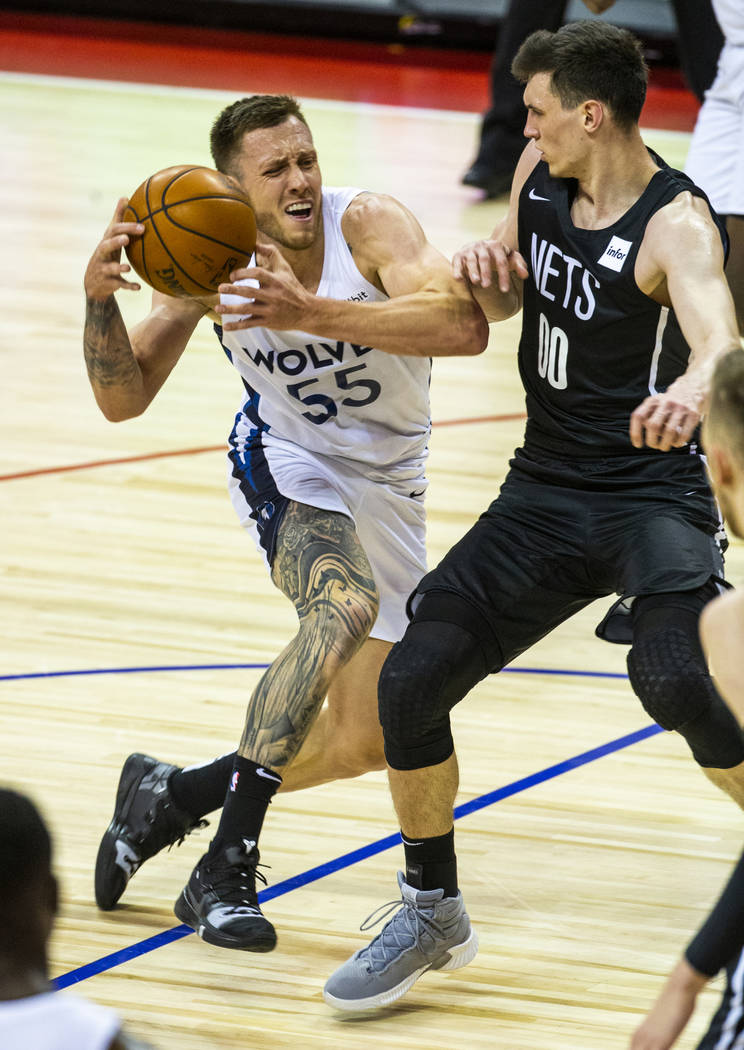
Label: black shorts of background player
xmin=323 ymin=19 xmax=743 ymax=1013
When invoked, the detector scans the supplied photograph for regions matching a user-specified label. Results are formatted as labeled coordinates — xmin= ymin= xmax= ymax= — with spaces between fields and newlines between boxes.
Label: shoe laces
xmin=141 ymin=799 xmax=208 ymax=851
xmin=204 ymin=853 xmax=269 ymax=909
xmin=358 ymin=894 xmax=446 ymax=973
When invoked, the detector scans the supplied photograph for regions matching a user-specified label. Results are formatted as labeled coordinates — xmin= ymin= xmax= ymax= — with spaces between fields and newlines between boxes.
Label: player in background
xmin=0 ymin=787 xmax=156 ymax=1050
xmin=684 ymin=0 xmax=744 ymax=336
xmin=323 ymin=20 xmax=744 ymax=1012
xmin=629 ymin=348 xmax=744 ymax=1050
xmin=83 ymin=94 xmax=487 ymax=951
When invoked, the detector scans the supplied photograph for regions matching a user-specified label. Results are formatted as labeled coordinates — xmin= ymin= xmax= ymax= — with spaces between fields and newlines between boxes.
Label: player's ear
xmin=708 ymin=443 xmax=734 ymax=489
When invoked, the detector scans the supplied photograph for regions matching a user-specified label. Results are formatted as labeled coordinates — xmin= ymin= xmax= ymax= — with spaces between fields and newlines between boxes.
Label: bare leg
xmin=280 ymin=637 xmax=390 ymax=791
xmin=701 ymin=759 xmax=744 ymax=809
xmin=387 ymin=752 xmax=460 ymax=838
xmin=725 ymin=215 xmax=744 ymax=338
xmin=238 ymin=502 xmax=379 ymax=773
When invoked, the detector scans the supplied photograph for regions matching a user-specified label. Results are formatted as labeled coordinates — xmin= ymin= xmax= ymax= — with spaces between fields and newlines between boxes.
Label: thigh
xmin=414 ymin=475 xmax=606 ymax=669
xmin=325 ymin=637 xmax=391 ymax=731
xmin=351 ymin=474 xmax=427 ymax=643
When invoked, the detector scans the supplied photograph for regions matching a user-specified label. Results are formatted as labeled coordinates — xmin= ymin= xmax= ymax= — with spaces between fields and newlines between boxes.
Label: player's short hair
xmin=210 ymin=94 xmax=309 ymax=174
xmin=512 ymin=20 xmax=648 ymax=131
xmin=0 ymin=788 xmax=52 ymax=894
xmin=708 ymin=348 xmax=744 ymax=462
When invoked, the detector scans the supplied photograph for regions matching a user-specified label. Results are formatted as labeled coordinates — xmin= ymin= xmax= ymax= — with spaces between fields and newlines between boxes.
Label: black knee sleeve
xmin=628 ymin=584 xmax=744 ymax=769
xmin=379 ymin=617 xmax=489 ymax=772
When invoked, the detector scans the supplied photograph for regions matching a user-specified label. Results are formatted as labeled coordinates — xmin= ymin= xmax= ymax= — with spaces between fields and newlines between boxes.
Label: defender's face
xmin=523 ymin=72 xmax=586 ymax=178
xmin=232 ymin=116 xmax=322 ymax=251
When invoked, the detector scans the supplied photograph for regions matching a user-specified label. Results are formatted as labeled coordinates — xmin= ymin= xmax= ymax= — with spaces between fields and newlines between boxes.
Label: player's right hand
xmin=452 ymin=238 xmax=528 ymax=292
xmin=84 ymin=199 xmax=144 ymax=301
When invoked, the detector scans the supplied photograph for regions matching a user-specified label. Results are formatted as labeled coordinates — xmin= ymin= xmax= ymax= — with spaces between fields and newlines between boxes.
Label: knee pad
xmin=628 ymin=585 xmax=744 ymax=769
xmin=379 ymin=619 xmax=488 ymax=771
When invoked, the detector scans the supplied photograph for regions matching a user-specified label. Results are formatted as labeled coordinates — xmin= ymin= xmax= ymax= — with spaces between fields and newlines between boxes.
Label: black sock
xmin=402 ymin=827 xmax=458 ymax=897
xmin=169 ymin=752 xmax=236 ymax=819
xmin=208 ymin=755 xmax=282 ymax=856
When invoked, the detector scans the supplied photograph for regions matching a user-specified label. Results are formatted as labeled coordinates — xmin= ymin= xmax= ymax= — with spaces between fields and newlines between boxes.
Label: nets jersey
xmin=0 ymin=991 xmax=121 ymax=1050
xmin=517 ymin=152 xmax=727 ymax=458
xmin=217 ymin=187 xmax=432 ymax=481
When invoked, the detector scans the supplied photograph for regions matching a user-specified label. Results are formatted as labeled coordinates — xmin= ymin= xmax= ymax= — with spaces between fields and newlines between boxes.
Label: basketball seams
xmin=123 ymin=164 xmax=255 ymax=297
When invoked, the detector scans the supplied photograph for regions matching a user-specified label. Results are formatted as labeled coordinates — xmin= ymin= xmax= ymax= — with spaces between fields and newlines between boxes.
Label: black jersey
xmin=517 ymin=150 xmax=727 ymax=458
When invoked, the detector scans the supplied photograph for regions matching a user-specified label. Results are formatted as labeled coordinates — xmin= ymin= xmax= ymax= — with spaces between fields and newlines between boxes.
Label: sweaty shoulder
xmin=339 ymin=191 xmax=436 ymax=294
xmin=340 ymin=191 xmax=413 ymax=248
xmin=636 ymin=190 xmax=725 ymax=301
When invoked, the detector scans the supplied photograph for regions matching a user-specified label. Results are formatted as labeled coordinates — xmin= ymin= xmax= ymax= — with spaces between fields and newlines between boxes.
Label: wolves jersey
xmin=217 ymin=187 xmax=432 ymax=481
xmin=517 ymin=152 xmax=726 ymax=457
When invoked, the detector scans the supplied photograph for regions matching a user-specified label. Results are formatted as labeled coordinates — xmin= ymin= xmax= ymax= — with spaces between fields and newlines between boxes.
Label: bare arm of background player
xmin=451 ymin=142 xmax=537 ymax=321
xmin=630 ymin=194 xmax=741 ymax=451
xmin=215 ymin=192 xmax=488 ymax=357
xmin=83 ymin=199 xmax=213 ymax=421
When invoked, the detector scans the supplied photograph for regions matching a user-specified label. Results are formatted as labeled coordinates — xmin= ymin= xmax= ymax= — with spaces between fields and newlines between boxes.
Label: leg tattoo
xmin=239 ymin=503 xmax=379 ymax=770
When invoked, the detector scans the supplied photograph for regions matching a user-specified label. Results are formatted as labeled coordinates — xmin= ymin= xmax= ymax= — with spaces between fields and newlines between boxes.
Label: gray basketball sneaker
xmin=95 ymin=753 xmax=207 ymax=910
xmin=323 ymin=871 xmax=478 ymax=1011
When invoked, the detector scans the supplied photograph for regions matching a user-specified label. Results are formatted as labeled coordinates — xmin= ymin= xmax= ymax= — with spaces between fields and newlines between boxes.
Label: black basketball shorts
xmin=411 ymin=449 xmax=726 ymax=672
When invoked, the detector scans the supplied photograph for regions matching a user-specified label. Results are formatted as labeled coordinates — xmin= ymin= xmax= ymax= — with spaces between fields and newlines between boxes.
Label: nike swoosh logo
xmin=529 ymin=188 xmax=550 ymax=202
xmin=256 ymin=767 xmax=282 ymax=783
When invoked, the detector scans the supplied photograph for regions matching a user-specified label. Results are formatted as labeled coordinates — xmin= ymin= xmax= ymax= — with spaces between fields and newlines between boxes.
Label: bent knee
xmin=379 ymin=619 xmax=487 ymax=770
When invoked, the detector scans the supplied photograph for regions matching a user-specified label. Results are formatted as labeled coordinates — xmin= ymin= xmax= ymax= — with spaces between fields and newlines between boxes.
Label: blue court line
xmin=52 ymin=722 xmax=662 ymax=990
xmin=0 ymin=663 xmax=629 ymax=683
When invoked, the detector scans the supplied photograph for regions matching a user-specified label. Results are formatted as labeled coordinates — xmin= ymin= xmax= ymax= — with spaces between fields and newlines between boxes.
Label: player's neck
xmin=571 ymin=134 xmax=659 ymax=230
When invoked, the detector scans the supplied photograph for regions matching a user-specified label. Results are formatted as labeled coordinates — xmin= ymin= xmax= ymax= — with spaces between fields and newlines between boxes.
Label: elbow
xmin=95 ymin=396 xmax=145 ymax=423
xmin=460 ymin=303 xmax=490 ymax=356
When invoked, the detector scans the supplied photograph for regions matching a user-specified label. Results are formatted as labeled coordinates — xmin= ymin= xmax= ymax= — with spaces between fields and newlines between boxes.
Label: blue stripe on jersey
xmin=214 ymin=322 xmax=233 ymax=364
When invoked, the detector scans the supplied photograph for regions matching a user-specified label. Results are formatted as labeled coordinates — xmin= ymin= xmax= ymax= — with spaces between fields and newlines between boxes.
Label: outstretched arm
xmin=630 ymin=194 xmax=741 ymax=451
xmin=216 ymin=193 xmax=489 ymax=357
xmin=84 ymin=200 xmax=210 ymax=421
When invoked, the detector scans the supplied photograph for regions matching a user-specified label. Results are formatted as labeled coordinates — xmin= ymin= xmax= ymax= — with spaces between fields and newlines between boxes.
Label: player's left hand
xmin=629 ymin=375 xmax=705 ymax=451
xmin=216 ymin=241 xmax=312 ymax=331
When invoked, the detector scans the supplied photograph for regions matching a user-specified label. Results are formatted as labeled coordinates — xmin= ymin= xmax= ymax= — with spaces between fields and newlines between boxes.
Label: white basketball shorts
xmin=227 ymin=438 xmax=427 ymax=643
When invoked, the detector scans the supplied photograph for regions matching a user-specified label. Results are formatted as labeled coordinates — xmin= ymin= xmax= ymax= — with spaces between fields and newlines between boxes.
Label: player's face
xmin=523 ymin=73 xmax=587 ymax=178
xmin=232 ymin=117 xmax=322 ymax=251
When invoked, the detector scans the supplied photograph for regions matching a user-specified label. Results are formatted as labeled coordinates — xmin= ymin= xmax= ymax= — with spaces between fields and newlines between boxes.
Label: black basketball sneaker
xmin=175 ymin=841 xmax=277 ymax=951
xmin=95 ymin=753 xmax=207 ymax=910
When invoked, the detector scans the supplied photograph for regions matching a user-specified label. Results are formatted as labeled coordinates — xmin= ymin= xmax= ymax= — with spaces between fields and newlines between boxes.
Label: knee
xmin=628 ymin=595 xmax=744 ymax=769
xmin=333 ymin=731 xmax=386 ymax=778
xmin=379 ymin=619 xmax=488 ymax=771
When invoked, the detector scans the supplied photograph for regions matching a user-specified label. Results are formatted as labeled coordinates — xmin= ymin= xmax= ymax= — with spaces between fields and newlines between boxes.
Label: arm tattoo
xmin=83 ymin=296 xmax=138 ymax=388
xmin=239 ymin=502 xmax=379 ymax=768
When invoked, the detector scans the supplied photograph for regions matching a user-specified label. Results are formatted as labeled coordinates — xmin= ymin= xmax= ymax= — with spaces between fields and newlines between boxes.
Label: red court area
xmin=0 ymin=11 xmax=699 ymax=129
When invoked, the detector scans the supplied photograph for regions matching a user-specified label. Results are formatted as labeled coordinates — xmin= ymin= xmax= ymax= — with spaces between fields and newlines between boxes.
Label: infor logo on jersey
xmin=597 ymin=235 xmax=633 ymax=272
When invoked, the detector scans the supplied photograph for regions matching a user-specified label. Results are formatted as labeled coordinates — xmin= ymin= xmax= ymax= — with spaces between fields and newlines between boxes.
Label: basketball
xmin=123 ymin=165 xmax=256 ymax=298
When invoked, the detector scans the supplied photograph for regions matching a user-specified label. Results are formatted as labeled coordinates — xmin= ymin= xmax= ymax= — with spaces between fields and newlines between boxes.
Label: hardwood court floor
xmin=1 ymin=19 xmax=741 ymax=1050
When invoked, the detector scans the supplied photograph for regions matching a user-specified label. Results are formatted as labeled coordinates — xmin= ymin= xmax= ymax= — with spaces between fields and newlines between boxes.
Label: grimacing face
xmin=231 ymin=116 xmax=323 ymax=252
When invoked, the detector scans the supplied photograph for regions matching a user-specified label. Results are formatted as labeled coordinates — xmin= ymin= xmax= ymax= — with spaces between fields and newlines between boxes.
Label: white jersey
xmin=712 ymin=0 xmax=744 ymax=45
xmin=218 ymin=187 xmax=432 ymax=481
xmin=0 ymin=991 xmax=121 ymax=1050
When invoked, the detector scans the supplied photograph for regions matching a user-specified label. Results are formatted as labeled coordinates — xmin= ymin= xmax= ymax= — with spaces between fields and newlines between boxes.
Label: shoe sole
xmin=323 ymin=927 xmax=479 ymax=1012
xmin=174 ymin=889 xmax=277 ymax=953
xmin=94 ymin=753 xmax=153 ymax=911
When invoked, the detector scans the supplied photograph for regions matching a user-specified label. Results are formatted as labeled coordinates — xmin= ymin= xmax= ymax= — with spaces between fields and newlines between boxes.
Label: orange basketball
xmin=123 ymin=165 xmax=256 ymax=298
